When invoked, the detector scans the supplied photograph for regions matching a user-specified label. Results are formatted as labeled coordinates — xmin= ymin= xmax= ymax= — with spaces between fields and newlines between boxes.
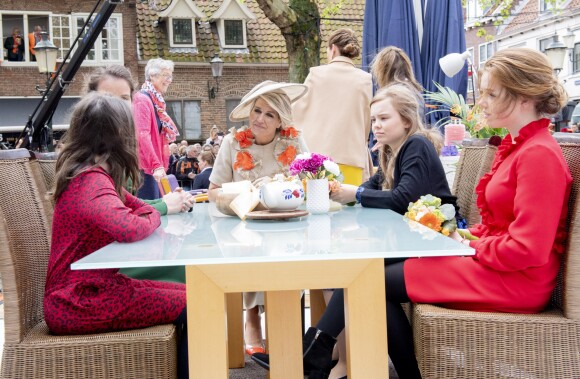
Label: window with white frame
xmin=1 ymin=13 xmax=50 ymax=63
xmin=166 ymin=100 xmax=202 ymax=140
xmin=172 ymin=18 xmax=194 ymax=45
xmin=73 ymin=13 xmax=123 ymax=63
xmin=478 ymin=42 xmax=494 ymax=67
xmin=465 ymin=0 xmax=492 ymax=23
xmin=51 ymin=15 xmax=71 ymax=60
xmin=224 ymin=20 xmax=244 ymax=46
xmin=540 ymin=0 xmax=557 ymax=12
xmin=573 ymin=42 xmax=580 ymax=73
xmin=0 ymin=12 xmax=122 ymax=64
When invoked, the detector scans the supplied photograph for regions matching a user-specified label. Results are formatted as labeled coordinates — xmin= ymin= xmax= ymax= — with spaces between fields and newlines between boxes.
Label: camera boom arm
xmin=22 ymin=0 xmax=121 ymax=150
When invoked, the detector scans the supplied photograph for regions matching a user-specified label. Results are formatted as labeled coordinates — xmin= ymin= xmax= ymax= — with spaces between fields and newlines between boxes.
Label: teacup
xmin=260 ymin=178 xmax=305 ymax=212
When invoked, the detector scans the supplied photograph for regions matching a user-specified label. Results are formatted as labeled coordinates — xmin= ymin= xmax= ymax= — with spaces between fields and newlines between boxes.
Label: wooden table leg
xmin=344 ymin=259 xmax=389 ymax=378
xmin=186 ymin=266 xmax=229 ymax=378
xmin=226 ymin=292 xmax=245 ymax=368
xmin=265 ymin=290 xmax=303 ymax=379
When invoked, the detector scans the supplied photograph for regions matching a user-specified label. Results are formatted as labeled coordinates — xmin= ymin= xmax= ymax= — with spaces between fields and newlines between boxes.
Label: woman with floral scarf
xmin=133 ymin=58 xmax=179 ymax=199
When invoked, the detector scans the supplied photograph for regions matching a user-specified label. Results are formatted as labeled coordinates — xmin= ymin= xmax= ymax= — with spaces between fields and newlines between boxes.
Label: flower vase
xmin=306 ymin=178 xmax=329 ymax=214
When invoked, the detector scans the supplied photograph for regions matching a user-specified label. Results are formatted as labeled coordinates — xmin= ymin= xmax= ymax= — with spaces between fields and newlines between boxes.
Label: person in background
xmin=290 ymin=28 xmax=372 ymax=377
xmin=44 ymin=93 xmax=189 ymax=379
xmin=202 ymin=144 xmax=213 ymax=152
xmin=212 ymin=141 xmax=221 ymax=156
xmin=205 ymin=125 xmax=223 ymax=146
xmin=192 ymin=150 xmax=214 ymax=190
xmin=369 ymin=46 xmax=425 ymax=164
xmin=180 ymin=139 xmax=188 ymax=147
xmin=176 ymin=144 xmax=201 ymax=190
xmin=133 ymin=58 xmax=178 ymax=200
xmin=28 ymin=25 xmax=42 ymax=62
xmin=293 ymin=28 xmax=372 ymax=185
xmin=4 ymin=27 xmax=25 ymax=61
xmin=85 ymin=65 xmax=193 ymax=216
xmin=208 ymin=80 xmax=309 ymax=357
xmin=178 ymin=145 xmax=187 ymax=157
xmin=167 ymin=143 xmax=180 ymax=175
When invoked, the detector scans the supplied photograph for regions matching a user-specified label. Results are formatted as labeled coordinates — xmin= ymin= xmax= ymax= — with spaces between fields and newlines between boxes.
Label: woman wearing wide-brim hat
xmin=208 ymin=80 xmax=309 ymax=356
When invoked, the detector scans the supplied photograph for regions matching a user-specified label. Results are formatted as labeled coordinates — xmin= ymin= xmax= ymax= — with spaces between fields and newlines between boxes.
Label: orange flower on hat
xmin=234 ymin=128 xmax=254 ymax=149
xmin=234 ymin=151 xmax=255 ymax=171
xmin=280 ymin=126 xmax=299 ymax=138
xmin=277 ymin=145 xmax=297 ymax=166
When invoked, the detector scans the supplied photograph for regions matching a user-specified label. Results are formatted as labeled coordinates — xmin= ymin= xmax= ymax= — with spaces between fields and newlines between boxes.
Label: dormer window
xmin=224 ymin=20 xmax=243 ymax=46
xmin=172 ymin=19 xmax=194 ymax=45
xmin=211 ymin=0 xmax=256 ymax=49
xmin=157 ymin=0 xmax=206 ymax=49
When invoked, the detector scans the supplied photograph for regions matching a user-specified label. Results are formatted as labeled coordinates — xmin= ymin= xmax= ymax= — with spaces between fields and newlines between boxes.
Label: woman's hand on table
xmin=330 ymin=184 xmax=358 ymax=205
xmin=163 ymin=189 xmax=194 ymax=214
xmin=175 ymin=188 xmax=194 ymax=212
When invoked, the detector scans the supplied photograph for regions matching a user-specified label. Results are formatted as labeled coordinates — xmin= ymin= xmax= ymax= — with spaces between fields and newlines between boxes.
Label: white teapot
xmin=259 ymin=175 xmax=305 ymax=211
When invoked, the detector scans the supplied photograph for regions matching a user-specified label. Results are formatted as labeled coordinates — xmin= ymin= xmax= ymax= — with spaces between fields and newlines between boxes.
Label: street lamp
xmin=439 ymin=50 xmax=477 ymax=105
xmin=34 ymin=32 xmax=58 ymax=94
xmin=32 ymin=31 xmax=58 ymax=151
xmin=207 ymin=53 xmax=224 ymax=100
xmin=545 ymin=34 xmax=567 ymax=74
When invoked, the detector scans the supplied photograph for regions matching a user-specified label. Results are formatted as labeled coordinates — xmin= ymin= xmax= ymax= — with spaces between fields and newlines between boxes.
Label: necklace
xmin=231 ymin=125 xmax=301 ymax=180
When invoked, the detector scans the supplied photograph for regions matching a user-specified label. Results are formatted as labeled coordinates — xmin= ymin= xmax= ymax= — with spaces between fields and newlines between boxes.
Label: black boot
xmin=252 ymin=327 xmax=336 ymax=378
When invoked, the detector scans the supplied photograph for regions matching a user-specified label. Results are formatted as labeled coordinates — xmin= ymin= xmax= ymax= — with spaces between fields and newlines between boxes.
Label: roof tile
xmin=136 ymin=0 xmax=365 ymax=65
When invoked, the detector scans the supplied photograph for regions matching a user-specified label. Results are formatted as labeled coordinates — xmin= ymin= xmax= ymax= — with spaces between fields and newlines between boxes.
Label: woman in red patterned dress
xmin=43 ymin=93 xmax=189 ymax=378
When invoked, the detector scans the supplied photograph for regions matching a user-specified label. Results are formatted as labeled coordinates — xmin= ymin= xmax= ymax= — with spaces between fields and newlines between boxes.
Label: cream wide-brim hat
xmin=229 ymin=80 xmax=308 ymax=122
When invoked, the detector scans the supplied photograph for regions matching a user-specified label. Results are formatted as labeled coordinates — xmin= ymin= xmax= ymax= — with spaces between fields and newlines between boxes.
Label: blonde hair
xmin=327 ymin=28 xmax=361 ymax=59
xmin=479 ymin=47 xmax=567 ymax=116
xmin=252 ymin=91 xmax=293 ymax=127
xmin=370 ymin=46 xmax=422 ymax=92
xmin=371 ymin=84 xmax=442 ymax=189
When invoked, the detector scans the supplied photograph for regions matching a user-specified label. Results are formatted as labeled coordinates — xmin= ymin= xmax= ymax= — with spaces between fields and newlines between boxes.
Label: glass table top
xmin=72 ymin=203 xmax=473 ymax=270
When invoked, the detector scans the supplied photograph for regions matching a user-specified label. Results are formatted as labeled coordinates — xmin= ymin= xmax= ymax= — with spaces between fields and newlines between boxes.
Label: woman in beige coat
xmin=292 ymin=28 xmax=373 ymax=185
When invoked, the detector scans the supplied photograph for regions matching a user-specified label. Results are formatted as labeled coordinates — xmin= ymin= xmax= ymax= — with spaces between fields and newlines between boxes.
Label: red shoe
xmin=245 ymin=345 xmax=266 ymax=356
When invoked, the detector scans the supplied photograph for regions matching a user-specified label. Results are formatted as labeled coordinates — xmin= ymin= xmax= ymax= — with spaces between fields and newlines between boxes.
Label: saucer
xmin=245 ymin=209 xmax=309 ymax=220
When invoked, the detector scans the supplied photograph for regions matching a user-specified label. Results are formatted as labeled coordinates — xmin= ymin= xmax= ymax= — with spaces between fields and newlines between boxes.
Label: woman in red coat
xmin=44 ymin=93 xmax=189 ymax=378
xmin=255 ymin=48 xmax=573 ymax=379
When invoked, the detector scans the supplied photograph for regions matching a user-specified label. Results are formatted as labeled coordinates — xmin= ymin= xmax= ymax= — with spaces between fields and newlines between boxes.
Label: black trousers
xmin=316 ymin=258 xmax=422 ymax=379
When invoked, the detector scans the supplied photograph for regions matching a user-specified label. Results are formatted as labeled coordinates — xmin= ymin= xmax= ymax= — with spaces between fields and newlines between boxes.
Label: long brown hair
xmin=371 ymin=84 xmax=442 ymax=189
xmin=53 ymin=92 xmax=141 ymax=201
xmin=370 ymin=46 xmax=422 ymax=92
